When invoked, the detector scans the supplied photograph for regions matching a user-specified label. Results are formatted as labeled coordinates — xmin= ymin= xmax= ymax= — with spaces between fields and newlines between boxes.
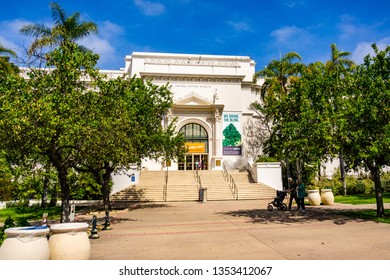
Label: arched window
xmin=179 ymin=123 xmax=208 ymax=140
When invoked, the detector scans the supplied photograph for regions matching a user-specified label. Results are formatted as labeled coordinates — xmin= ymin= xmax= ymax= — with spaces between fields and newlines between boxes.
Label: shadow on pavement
xmin=220 ymin=207 xmax=370 ymax=225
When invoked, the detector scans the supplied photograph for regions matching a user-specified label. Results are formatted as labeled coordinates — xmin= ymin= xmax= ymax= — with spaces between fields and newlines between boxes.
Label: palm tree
xmin=325 ymin=43 xmax=355 ymax=195
xmin=0 ymin=44 xmax=19 ymax=75
xmin=20 ymin=2 xmax=97 ymax=56
xmin=252 ymin=51 xmax=305 ymax=185
xmin=19 ymin=2 xmax=98 ymax=223
xmin=254 ymin=51 xmax=304 ymax=99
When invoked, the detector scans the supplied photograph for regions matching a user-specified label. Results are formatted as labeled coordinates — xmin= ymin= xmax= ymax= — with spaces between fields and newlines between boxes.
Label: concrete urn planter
xmin=321 ymin=189 xmax=334 ymax=205
xmin=49 ymin=222 xmax=90 ymax=260
xmin=307 ymin=190 xmax=321 ymax=206
xmin=0 ymin=226 xmax=50 ymax=260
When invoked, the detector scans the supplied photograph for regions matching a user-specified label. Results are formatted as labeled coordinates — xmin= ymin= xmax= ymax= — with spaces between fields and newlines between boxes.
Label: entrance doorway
xmin=178 ymin=123 xmax=209 ymax=170
xmin=179 ymin=153 xmax=208 ymax=170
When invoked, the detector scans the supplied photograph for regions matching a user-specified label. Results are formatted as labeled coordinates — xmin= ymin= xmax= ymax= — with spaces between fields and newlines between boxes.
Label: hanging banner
xmin=222 ymin=112 xmax=242 ymax=155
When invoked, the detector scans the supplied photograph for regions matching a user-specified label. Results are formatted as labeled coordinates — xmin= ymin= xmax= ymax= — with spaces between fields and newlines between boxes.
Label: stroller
xmin=267 ymin=190 xmax=288 ymax=211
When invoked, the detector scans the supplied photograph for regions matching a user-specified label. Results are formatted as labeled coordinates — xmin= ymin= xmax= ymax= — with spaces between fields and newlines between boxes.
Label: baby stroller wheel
xmin=267 ymin=205 xmax=273 ymax=211
xmin=281 ymin=203 xmax=288 ymax=211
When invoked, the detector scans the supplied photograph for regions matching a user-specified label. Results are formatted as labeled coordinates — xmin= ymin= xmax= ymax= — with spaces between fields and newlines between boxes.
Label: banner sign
xmin=186 ymin=142 xmax=206 ymax=153
xmin=222 ymin=112 xmax=242 ymax=155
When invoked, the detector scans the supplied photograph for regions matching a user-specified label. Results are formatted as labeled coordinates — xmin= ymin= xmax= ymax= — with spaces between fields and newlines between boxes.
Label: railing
xmin=222 ymin=163 xmax=238 ymax=200
xmin=222 ymin=163 xmax=229 ymax=181
xmin=229 ymin=175 xmax=238 ymax=200
xmin=163 ymin=169 xmax=168 ymax=201
xmin=195 ymin=168 xmax=202 ymax=190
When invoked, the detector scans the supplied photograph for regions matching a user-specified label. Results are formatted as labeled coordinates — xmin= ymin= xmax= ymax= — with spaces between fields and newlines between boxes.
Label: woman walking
xmin=296 ymin=179 xmax=306 ymax=212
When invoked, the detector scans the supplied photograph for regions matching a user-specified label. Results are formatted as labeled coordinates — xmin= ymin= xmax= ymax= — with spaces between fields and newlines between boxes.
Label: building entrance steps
xmin=110 ymin=170 xmax=278 ymax=203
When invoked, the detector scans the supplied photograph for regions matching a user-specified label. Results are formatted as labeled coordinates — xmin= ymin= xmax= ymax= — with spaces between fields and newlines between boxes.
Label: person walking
xmin=287 ymin=177 xmax=299 ymax=210
xmin=296 ymin=179 xmax=306 ymax=212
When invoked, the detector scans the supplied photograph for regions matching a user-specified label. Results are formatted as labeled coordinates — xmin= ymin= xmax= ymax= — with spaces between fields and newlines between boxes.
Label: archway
xmin=178 ymin=123 xmax=209 ymax=170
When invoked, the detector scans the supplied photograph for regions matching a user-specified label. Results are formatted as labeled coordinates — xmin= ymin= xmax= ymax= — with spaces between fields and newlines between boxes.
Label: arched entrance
xmin=178 ymin=123 xmax=209 ymax=170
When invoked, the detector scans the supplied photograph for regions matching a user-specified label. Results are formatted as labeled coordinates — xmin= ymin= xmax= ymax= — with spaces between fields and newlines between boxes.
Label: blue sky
xmin=1 ymin=0 xmax=390 ymax=71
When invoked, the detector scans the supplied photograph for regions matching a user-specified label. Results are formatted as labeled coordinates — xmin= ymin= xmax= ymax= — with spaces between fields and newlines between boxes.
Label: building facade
xmin=119 ymin=52 xmax=262 ymax=172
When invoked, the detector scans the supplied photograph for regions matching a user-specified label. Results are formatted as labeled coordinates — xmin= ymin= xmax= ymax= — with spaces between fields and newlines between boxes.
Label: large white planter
xmin=307 ymin=190 xmax=321 ymax=206
xmin=49 ymin=222 xmax=90 ymax=260
xmin=0 ymin=226 xmax=50 ymax=260
xmin=321 ymin=189 xmax=334 ymax=205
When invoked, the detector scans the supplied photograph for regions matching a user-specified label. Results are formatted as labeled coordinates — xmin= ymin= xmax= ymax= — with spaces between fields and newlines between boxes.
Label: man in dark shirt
xmin=287 ymin=177 xmax=299 ymax=210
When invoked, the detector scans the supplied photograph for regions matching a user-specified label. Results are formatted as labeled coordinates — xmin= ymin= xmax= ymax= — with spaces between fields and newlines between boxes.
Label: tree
xmin=341 ymin=44 xmax=390 ymax=217
xmin=325 ymin=43 xmax=356 ymax=195
xmin=0 ymin=2 xmax=100 ymax=222
xmin=20 ymin=2 xmax=97 ymax=58
xmin=0 ymin=43 xmax=19 ymax=75
xmin=75 ymin=75 xmax=187 ymax=223
xmin=251 ymin=51 xmax=304 ymax=184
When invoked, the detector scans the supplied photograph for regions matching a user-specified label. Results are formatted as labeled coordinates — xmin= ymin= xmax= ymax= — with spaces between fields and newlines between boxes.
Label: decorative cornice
xmin=144 ymin=57 xmax=241 ymax=67
xmin=139 ymin=72 xmax=245 ymax=83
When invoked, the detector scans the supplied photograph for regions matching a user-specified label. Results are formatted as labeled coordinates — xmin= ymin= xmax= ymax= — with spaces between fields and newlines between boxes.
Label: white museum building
xmin=106 ymin=52 xmax=284 ymax=193
xmin=118 ymin=52 xmax=260 ymax=170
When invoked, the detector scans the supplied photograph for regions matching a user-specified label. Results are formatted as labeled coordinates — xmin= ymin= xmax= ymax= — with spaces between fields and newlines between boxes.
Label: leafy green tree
xmin=325 ymin=43 xmax=356 ymax=195
xmin=251 ymin=51 xmax=305 ymax=183
xmin=76 ymin=76 xmax=186 ymax=219
xmin=20 ymin=2 xmax=97 ymax=57
xmin=341 ymin=44 xmax=390 ymax=216
xmin=0 ymin=43 xmax=19 ymax=75
xmin=6 ymin=3 xmax=100 ymax=222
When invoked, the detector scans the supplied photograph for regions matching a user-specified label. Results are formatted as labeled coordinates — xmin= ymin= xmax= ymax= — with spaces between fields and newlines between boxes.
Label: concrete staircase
xmin=198 ymin=170 xmax=235 ymax=200
xmin=165 ymin=171 xmax=198 ymax=201
xmin=110 ymin=171 xmax=166 ymax=202
xmin=229 ymin=170 xmax=276 ymax=200
xmin=110 ymin=169 xmax=277 ymax=203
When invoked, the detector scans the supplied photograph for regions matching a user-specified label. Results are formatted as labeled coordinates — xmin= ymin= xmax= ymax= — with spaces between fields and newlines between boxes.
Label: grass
xmin=0 ymin=205 xmax=61 ymax=224
xmin=334 ymin=192 xmax=390 ymax=204
xmin=337 ymin=209 xmax=390 ymax=224
xmin=333 ymin=193 xmax=390 ymax=224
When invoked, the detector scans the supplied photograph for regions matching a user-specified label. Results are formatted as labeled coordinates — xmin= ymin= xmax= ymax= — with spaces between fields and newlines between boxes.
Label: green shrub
xmin=381 ymin=172 xmax=390 ymax=193
xmin=0 ymin=216 xmax=15 ymax=246
xmin=256 ymin=155 xmax=279 ymax=162
xmin=312 ymin=174 xmax=374 ymax=195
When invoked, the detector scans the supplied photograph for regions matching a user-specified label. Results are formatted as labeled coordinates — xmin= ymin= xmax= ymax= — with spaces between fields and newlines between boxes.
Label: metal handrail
xmin=222 ymin=162 xmax=238 ymax=200
xmin=222 ymin=163 xmax=229 ymax=181
xmin=229 ymin=175 xmax=239 ymax=200
xmin=163 ymin=169 xmax=168 ymax=201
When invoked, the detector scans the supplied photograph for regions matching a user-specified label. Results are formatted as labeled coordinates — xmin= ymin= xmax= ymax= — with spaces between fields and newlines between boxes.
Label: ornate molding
xmin=144 ymin=57 xmax=245 ymax=67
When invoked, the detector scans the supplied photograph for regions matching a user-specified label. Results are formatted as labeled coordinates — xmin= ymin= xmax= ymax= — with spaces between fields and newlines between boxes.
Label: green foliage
xmin=0 ymin=216 xmax=15 ymax=246
xmin=311 ymin=172 xmax=375 ymax=195
xmin=381 ymin=172 xmax=390 ymax=193
xmin=256 ymin=155 xmax=278 ymax=162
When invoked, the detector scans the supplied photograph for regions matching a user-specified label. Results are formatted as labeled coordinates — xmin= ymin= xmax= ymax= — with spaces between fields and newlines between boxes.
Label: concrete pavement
xmin=81 ymin=200 xmax=390 ymax=260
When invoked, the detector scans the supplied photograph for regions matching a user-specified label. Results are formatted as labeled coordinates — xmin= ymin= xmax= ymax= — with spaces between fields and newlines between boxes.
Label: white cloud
xmin=227 ymin=20 xmax=253 ymax=32
xmin=99 ymin=20 xmax=124 ymax=39
xmin=0 ymin=19 xmax=34 ymax=53
xmin=352 ymin=37 xmax=390 ymax=64
xmin=271 ymin=25 xmax=311 ymax=45
xmin=284 ymin=1 xmax=305 ymax=8
xmin=134 ymin=0 xmax=166 ymax=16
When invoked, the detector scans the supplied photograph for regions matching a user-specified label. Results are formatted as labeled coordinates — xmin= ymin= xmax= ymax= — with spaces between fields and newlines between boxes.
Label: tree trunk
xmin=41 ymin=175 xmax=49 ymax=207
xmin=339 ymin=153 xmax=347 ymax=195
xmin=286 ymin=156 xmax=290 ymax=187
xmin=370 ymin=166 xmax=384 ymax=217
xmin=57 ymin=167 xmax=70 ymax=223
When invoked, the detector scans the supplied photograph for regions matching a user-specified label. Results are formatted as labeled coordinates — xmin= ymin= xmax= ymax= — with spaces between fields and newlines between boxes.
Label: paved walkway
xmin=82 ymin=200 xmax=390 ymax=260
